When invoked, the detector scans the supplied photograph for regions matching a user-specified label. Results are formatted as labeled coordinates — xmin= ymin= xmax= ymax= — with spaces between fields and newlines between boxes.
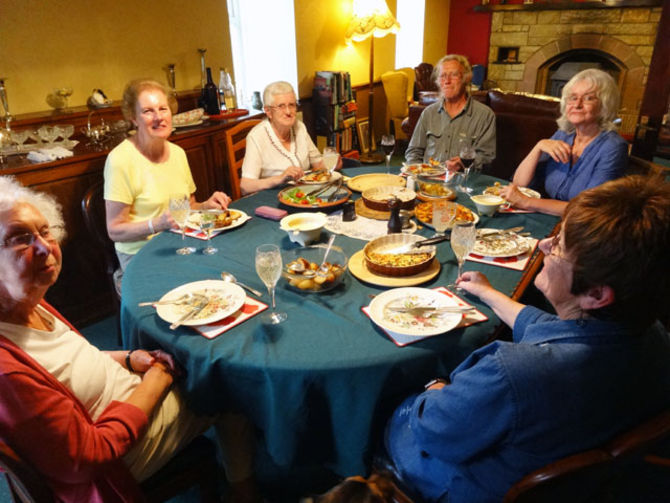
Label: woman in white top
xmin=240 ymin=81 xmax=341 ymax=195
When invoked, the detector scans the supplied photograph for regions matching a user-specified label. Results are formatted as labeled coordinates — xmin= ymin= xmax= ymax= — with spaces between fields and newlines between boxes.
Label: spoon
xmin=220 ymin=272 xmax=263 ymax=297
xmin=317 ymin=234 xmax=337 ymax=276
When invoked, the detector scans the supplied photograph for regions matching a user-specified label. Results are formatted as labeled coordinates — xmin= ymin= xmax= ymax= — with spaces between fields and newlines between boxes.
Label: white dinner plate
xmin=368 ymin=287 xmax=463 ymax=337
xmin=401 ymin=163 xmax=446 ymax=178
xmin=297 ymin=170 xmax=342 ymax=185
xmin=187 ymin=209 xmax=250 ymax=231
xmin=483 ymin=185 xmax=541 ymax=199
xmin=414 ymin=201 xmax=479 ymax=230
xmin=472 ymin=229 xmax=531 ymax=258
xmin=155 ymin=280 xmax=246 ymax=326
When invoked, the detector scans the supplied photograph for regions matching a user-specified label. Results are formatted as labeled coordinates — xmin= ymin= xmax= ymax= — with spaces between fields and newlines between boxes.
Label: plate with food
xmin=414 ymin=201 xmax=479 ymax=230
xmin=484 ymin=182 xmax=541 ymax=199
xmin=347 ymin=173 xmax=406 ymax=192
xmin=401 ymin=163 xmax=446 ymax=178
xmin=298 ymin=170 xmax=342 ymax=185
xmin=368 ymin=287 xmax=463 ymax=337
xmin=472 ymin=229 xmax=531 ymax=258
xmin=278 ymin=184 xmax=351 ymax=209
xmin=188 ymin=209 xmax=249 ymax=231
xmin=155 ymin=280 xmax=246 ymax=327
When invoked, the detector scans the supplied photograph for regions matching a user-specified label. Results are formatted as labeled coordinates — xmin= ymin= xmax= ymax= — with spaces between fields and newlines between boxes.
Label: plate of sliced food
xmin=298 ymin=170 xmax=342 ymax=185
xmin=472 ymin=228 xmax=532 ymax=258
xmin=484 ymin=182 xmax=540 ymax=199
xmin=414 ymin=201 xmax=479 ymax=230
xmin=187 ymin=209 xmax=250 ymax=231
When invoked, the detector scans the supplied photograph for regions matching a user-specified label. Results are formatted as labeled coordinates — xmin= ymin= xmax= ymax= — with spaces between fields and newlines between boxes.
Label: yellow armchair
xmin=381 ymin=68 xmax=414 ymax=140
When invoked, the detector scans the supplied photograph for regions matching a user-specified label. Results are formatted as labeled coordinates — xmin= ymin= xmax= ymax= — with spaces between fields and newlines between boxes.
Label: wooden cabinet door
xmin=173 ymin=133 xmax=216 ymax=201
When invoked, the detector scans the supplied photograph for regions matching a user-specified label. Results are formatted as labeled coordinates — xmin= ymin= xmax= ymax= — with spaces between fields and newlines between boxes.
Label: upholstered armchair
xmin=381 ymin=68 xmax=413 ymax=139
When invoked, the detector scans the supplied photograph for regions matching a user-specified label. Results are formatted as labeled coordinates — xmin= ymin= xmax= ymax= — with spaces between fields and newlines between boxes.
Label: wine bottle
xmin=223 ymin=68 xmax=237 ymax=110
xmin=203 ymin=67 xmax=221 ymax=115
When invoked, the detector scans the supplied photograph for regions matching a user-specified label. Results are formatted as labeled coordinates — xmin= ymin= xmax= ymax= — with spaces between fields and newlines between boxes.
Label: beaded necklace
xmin=264 ymin=121 xmax=299 ymax=166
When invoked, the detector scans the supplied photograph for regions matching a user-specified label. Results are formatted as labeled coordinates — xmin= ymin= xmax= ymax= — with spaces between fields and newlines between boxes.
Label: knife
xmin=382 ymin=234 xmax=451 ymax=255
xmin=169 ymin=298 xmax=209 ymax=330
xmin=387 ymin=305 xmax=475 ymax=314
xmin=477 ymin=226 xmax=524 ymax=238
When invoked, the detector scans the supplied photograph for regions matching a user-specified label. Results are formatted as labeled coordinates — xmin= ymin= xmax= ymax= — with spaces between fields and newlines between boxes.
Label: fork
xmin=138 ymin=293 xmax=199 ymax=307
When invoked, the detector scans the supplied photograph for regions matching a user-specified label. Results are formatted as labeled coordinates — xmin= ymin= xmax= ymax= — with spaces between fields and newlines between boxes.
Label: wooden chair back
xmin=223 ymin=119 xmax=262 ymax=200
xmin=414 ymin=63 xmax=438 ymax=95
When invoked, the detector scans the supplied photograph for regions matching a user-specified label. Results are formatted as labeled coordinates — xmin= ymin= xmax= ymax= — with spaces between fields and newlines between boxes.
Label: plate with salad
xmin=278 ymin=184 xmax=351 ymax=209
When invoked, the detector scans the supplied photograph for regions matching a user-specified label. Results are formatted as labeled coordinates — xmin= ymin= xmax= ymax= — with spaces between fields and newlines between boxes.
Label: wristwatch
xmin=424 ymin=378 xmax=448 ymax=390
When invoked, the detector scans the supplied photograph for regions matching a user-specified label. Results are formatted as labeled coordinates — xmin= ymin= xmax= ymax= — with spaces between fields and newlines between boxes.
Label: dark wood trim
xmin=474 ymin=0 xmax=661 ymax=13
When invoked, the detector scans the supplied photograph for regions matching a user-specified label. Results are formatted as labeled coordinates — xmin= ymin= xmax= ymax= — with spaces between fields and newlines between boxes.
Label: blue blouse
xmin=385 ymin=306 xmax=670 ymax=503
xmin=534 ymin=129 xmax=628 ymax=201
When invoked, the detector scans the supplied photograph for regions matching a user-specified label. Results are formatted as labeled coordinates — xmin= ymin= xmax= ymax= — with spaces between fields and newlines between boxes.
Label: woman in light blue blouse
xmin=501 ymin=69 xmax=628 ymax=216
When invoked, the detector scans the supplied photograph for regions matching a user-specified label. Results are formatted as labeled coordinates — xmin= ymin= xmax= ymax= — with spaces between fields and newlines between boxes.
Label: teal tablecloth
xmin=121 ymin=166 xmax=559 ymax=490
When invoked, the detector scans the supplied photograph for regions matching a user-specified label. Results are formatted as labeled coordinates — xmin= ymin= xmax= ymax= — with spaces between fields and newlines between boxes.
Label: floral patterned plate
xmin=368 ymin=287 xmax=463 ymax=337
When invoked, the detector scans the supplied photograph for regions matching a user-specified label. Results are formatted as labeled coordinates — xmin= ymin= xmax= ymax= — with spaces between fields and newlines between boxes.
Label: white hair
xmin=262 ymin=81 xmax=296 ymax=108
xmin=557 ymin=68 xmax=620 ymax=133
xmin=0 ymin=176 xmax=66 ymax=242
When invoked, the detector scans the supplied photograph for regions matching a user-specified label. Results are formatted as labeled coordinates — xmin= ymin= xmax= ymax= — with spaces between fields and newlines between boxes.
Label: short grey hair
xmin=0 ymin=176 xmax=66 ymax=242
xmin=557 ymin=69 xmax=620 ymax=133
xmin=262 ymin=81 xmax=296 ymax=108
xmin=433 ymin=54 xmax=473 ymax=89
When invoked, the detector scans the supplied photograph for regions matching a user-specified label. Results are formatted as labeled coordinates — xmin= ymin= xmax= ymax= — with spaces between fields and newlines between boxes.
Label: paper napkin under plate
xmin=193 ymin=296 xmax=268 ymax=338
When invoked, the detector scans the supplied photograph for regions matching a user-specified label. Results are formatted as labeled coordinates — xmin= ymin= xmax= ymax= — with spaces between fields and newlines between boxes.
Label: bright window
xmin=395 ymin=0 xmax=425 ymax=69
xmin=227 ymin=0 xmax=298 ymax=106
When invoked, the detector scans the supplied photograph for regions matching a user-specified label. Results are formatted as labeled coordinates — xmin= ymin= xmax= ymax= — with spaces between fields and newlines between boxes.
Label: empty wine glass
xmin=10 ymin=129 xmax=31 ymax=152
xmin=169 ymin=194 xmax=195 ymax=255
xmin=381 ymin=134 xmax=395 ymax=174
xmin=458 ymin=136 xmax=476 ymax=194
xmin=432 ymin=200 xmax=456 ymax=237
xmin=448 ymin=221 xmax=477 ymax=292
xmin=199 ymin=209 xmax=221 ymax=255
xmin=255 ymin=244 xmax=287 ymax=324
xmin=37 ymin=125 xmax=60 ymax=146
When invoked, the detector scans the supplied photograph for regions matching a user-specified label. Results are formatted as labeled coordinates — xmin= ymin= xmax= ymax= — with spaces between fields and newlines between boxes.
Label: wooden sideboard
xmin=3 ymin=111 xmax=263 ymax=326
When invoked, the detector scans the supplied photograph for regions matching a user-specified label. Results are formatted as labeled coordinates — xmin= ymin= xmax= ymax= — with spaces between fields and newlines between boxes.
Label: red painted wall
xmin=447 ymin=0 xmax=492 ymax=67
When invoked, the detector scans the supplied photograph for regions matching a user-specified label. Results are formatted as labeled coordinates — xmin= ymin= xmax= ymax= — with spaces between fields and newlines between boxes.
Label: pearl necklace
xmin=264 ymin=121 xmax=299 ymax=166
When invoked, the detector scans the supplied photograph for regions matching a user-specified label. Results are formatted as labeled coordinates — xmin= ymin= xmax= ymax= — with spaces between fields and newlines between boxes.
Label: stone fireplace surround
xmin=486 ymin=6 xmax=662 ymax=136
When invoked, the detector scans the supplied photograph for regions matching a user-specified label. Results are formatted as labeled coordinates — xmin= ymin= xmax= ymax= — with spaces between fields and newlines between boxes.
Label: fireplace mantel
xmin=475 ymin=1 xmax=661 ymax=13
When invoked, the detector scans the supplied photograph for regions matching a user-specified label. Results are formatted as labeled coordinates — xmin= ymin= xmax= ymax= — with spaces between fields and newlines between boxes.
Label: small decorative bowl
xmin=363 ymin=234 xmax=436 ymax=277
xmin=172 ymin=108 xmax=205 ymax=126
xmin=415 ymin=175 xmax=457 ymax=201
xmin=282 ymin=244 xmax=348 ymax=293
xmin=471 ymin=194 xmax=505 ymax=216
xmin=279 ymin=212 xmax=327 ymax=246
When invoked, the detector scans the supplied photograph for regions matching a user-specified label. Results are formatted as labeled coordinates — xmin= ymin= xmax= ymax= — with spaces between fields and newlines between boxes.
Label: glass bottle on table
xmin=255 ymin=244 xmax=287 ymax=324
xmin=381 ymin=134 xmax=395 ymax=174
xmin=169 ymin=193 xmax=195 ymax=255
xmin=203 ymin=67 xmax=221 ymax=115
xmin=448 ymin=221 xmax=477 ymax=292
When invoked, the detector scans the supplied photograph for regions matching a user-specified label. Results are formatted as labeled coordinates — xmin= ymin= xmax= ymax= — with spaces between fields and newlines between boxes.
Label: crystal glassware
xmin=10 ymin=129 xmax=31 ymax=152
xmin=169 ymin=194 xmax=195 ymax=255
xmin=381 ymin=134 xmax=395 ymax=174
xmin=255 ymin=244 xmax=287 ymax=324
xmin=449 ymin=221 xmax=477 ymax=292
xmin=458 ymin=136 xmax=476 ymax=193
xmin=322 ymin=146 xmax=340 ymax=174
xmin=199 ymin=209 xmax=221 ymax=255
xmin=37 ymin=125 xmax=60 ymax=146
xmin=432 ymin=200 xmax=456 ymax=236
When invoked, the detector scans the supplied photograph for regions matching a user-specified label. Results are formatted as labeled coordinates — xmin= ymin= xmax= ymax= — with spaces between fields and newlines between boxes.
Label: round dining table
xmin=121 ymin=165 xmax=560 ymax=495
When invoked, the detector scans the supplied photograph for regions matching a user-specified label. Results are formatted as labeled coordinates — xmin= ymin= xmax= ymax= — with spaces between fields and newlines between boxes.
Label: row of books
xmin=314 ymin=100 xmax=358 ymax=136
xmin=313 ymin=71 xmax=353 ymax=105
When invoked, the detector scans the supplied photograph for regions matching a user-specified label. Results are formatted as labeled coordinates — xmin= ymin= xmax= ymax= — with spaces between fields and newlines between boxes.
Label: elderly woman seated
xmin=240 ymin=80 xmax=341 ymax=195
xmin=501 ymin=69 xmax=628 ymax=216
xmin=0 ymin=176 xmax=254 ymax=502
xmin=384 ymin=175 xmax=670 ymax=503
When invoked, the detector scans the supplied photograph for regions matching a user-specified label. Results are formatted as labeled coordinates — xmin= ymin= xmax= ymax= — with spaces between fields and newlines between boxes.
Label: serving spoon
xmin=220 ymin=271 xmax=263 ymax=297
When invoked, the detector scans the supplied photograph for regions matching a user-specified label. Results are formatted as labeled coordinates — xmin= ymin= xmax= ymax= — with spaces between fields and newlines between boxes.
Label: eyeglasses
xmin=546 ymin=232 xmax=568 ymax=261
xmin=1 ymin=225 xmax=63 ymax=251
xmin=267 ymin=102 xmax=298 ymax=112
xmin=438 ymin=71 xmax=462 ymax=81
xmin=566 ymin=94 xmax=599 ymax=105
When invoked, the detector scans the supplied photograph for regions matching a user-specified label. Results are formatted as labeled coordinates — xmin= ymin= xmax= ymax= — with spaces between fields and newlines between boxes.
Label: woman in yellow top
xmin=104 ymin=79 xmax=231 ymax=271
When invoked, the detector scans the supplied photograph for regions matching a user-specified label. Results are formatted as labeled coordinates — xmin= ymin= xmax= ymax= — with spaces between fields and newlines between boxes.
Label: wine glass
xmin=322 ymin=146 xmax=340 ymax=175
xmin=37 ymin=125 xmax=60 ymax=146
xmin=381 ymin=134 xmax=395 ymax=174
xmin=199 ymin=209 xmax=221 ymax=255
xmin=255 ymin=244 xmax=287 ymax=324
xmin=449 ymin=221 xmax=477 ymax=292
xmin=458 ymin=136 xmax=476 ymax=193
xmin=432 ymin=200 xmax=456 ymax=237
xmin=169 ymin=194 xmax=195 ymax=255
xmin=10 ymin=129 xmax=31 ymax=152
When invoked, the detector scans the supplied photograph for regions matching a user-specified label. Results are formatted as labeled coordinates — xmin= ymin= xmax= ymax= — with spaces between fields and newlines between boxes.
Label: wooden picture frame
xmin=356 ymin=118 xmax=376 ymax=154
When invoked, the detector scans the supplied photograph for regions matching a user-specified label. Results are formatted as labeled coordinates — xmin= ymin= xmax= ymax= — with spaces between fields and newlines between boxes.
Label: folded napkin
xmin=467 ymin=238 xmax=538 ymax=271
xmin=27 ymin=146 xmax=74 ymax=163
xmin=325 ymin=210 xmax=416 ymax=241
xmin=362 ymin=286 xmax=488 ymax=347
xmin=169 ymin=214 xmax=251 ymax=240
xmin=192 ymin=295 xmax=268 ymax=338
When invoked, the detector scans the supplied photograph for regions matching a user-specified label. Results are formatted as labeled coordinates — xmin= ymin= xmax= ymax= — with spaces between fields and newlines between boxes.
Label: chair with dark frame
xmin=222 ymin=119 xmax=262 ymax=201
xmin=0 ymin=435 xmax=221 ymax=503
xmin=413 ymin=63 xmax=438 ymax=98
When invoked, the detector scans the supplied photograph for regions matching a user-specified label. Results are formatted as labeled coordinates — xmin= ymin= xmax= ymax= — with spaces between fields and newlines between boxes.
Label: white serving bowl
xmin=279 ymin=212 xmax=327 ymax=246
xmin=471 ymin=194 xmax=505 ymax=216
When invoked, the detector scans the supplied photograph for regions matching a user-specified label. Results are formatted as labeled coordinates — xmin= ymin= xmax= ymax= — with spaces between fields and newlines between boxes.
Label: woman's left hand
xmin=128 ymin=349 xmax=184 ymax=378
xmin=203 ymin=191 xmax=231 ymax=210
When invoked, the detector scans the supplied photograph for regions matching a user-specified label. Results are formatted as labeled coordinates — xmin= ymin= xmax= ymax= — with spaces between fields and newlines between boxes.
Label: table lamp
xmin=346 ymin=0 xmax=399 ymax=164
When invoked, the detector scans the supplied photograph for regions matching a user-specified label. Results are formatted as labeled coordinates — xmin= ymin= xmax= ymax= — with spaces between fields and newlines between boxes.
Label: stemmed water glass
xmin=169 ymin=194 xmax=195 ymax=255
xmin=381 ymin=134 xmax=395 ymax=174
xmin=448 ymin=221 xmax=477 ymax=292
xmin=255 ymin=244 xmax=287 ymax=324
xmin=10 ymin=129 xmax=31 ymax=152
xmin=432 ymin=200 xmax=457 ymax=237
xmin=199 ymin=209 xmax=221 ymax=255
xmin=458 ymin=136 xmax=476 ymax=193
xmin=322 ymin=146 xmax=340 ymax=175
xmin=37 ymin=125 xmax=60 ymax=146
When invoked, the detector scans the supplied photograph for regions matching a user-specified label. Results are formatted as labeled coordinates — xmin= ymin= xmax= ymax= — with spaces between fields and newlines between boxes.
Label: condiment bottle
xmin=387 ymin=197 xmax=402 ymax=234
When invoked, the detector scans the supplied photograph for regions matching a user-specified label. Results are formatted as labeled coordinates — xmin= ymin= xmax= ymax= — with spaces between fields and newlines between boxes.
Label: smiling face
xmin=438 ymin=60 xmax=467 ymax=102
xmin=565 ymin=80 xmax=601 ymax=128
xmin=0 ymin=203 xmax=62 ymax=304
xmin=265 ymin=92 xmax=298 ymax=131
xmin=133 ymin=88 xmax=172 ymax=142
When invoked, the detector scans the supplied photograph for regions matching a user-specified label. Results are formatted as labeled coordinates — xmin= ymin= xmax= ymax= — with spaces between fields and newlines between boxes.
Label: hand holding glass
xmin=449 ymin=221 xmax=477 ymax=292
xmin=169 ymin=194 xmax=195 ymax=255
xmin=432 ymin=200 xmax=456 ymax=236
xmin=255 ymin=244 xmax=287 ymax=324
xmin=381 ymin=135 xmax=395 ymax=174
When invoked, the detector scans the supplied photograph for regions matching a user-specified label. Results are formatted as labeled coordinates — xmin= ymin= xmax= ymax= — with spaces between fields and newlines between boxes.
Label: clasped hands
xmin=128 ymin=349 xmax=184 ymax=381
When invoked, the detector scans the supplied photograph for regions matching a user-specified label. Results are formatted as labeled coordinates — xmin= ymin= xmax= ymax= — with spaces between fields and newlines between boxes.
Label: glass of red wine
xmin=458 ymin=136 xmax=476 ymax=193
xmin=381 ymin=134 xmax=395 ymax=174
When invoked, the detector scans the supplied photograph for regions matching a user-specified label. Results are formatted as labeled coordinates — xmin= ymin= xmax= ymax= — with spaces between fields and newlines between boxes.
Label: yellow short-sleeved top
xmin=103 ymin=139 xmax=197 ymax=255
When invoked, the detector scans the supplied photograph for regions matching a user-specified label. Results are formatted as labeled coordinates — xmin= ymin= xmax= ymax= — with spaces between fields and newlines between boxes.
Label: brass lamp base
xmin=360 ymin=151 xmax=385 ymax=164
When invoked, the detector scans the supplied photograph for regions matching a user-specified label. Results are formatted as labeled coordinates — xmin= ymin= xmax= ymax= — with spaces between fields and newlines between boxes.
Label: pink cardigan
xmin=0 ymin=301 xmax=149 ymax=502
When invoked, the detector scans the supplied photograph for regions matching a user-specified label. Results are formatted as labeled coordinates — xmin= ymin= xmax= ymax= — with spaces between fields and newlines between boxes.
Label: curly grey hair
xmin=0 ymin=176 xmax=66 ymax=242
xmin=262 ymin=81 xmax=296 ymax=109
xmin=557 ymin=69 xmax=620 ymax=133
xmin=433 ymin=54 xmax=473 ymax=90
